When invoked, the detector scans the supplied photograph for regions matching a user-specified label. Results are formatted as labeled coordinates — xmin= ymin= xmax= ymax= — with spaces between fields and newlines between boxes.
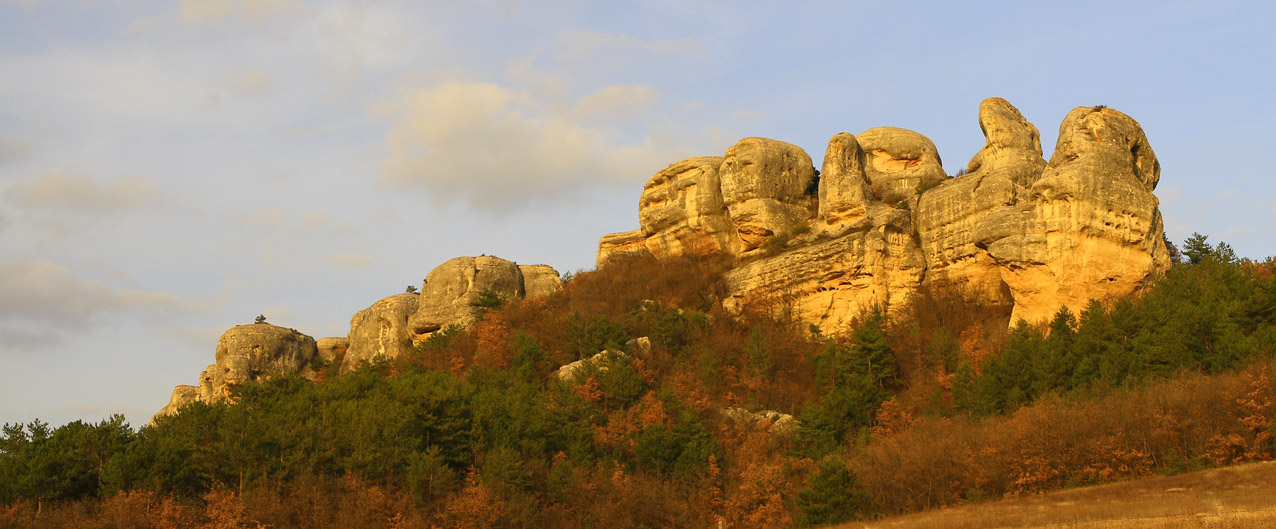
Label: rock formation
xmin=407 ymin=255 xmax=561 ymax=345
xmin=153 ymin=323 xmax=318 ymax=421
xmin=343 ymin=293 xmax=419 ymax=372
xmin=315 ymin=337 xmax=349 ymax=366
xmin=598 ymin=98 xmax=1171 ymax=333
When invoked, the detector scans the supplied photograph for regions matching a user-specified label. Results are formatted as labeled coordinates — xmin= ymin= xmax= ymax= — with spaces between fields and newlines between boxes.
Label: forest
xmin=2 ymin=233 xmax=1275 ymax=529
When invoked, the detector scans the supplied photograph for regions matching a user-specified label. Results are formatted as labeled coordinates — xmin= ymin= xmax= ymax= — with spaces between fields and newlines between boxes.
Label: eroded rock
xmin=638 ymin=156 xmax=740 ymax=258
xmin=817 ymin=132 xmax=872 ymax=233
xmin=856 ymin=127 xmax=946 ymax=202
xmin=343 ymin=293 xmax=419 ymax=371
xmin=519 ymin=264 xmax=564 ymax=299
xmin=720 ymin=137 xmax=816 ymax=250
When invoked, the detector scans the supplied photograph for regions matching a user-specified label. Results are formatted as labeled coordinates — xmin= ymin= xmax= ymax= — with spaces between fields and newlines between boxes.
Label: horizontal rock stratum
xmin=598 ymin=98 xmax=1171 ymax=332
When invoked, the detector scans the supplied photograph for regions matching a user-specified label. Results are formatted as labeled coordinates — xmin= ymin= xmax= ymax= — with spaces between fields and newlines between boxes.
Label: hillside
xmin=837 ymin=460 xmax=1276 ymax=529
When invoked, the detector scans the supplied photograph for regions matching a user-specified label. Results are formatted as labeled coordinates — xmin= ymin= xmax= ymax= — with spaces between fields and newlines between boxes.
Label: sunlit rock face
xmin=638 ymin=156 xmax=741 ymax=259
xmin=343 ymin=293 xmax=419 ymax=372
xmin=817 ymin=132 xmax=872 ymax=234
xmin=856 ymin=126 xmax=947 ymax=203
xmin=916 ymin=97 xmax=1047 ymax=309
xmin=979 ymin=105 xmax=1170 ymax=324
xmin=407 ymin=255 xmax=561 ymax=344
xmin=154 ymin=323 xmax=318 ymax=422
xmin=597 ymin=97 xmax=1172 ymax=334
xmin=719 ymin=137 xmax=816 ymax=251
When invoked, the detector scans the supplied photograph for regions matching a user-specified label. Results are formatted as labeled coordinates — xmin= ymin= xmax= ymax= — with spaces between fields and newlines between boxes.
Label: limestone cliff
xmin=598 ymin=98 xmax=1170 ymax=334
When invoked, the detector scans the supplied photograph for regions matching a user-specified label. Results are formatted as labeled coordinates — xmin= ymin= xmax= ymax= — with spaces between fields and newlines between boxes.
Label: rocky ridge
xmin=155 ymin=256 xmax=562 ymax=420
xmin=599 ymin=97 xmax=1170 ymax=332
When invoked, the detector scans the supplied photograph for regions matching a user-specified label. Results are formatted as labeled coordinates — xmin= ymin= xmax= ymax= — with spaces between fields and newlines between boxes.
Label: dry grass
xmin=835 ymin=460 xmax=1276 ymax=529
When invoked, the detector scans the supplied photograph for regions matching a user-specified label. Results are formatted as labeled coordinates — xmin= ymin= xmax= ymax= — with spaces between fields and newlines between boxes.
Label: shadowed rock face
xmin=598 ymin=97 xmax=1172 ymax=334
xmin=343 ymin=293 xmax=419 ymax=372
xmin=315 ymin=337 xmax=349 ymax=365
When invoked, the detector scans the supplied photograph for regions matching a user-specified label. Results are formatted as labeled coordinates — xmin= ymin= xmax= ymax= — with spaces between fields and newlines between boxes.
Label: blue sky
xmin=1 ymin=0 xmax=1273 ymax=427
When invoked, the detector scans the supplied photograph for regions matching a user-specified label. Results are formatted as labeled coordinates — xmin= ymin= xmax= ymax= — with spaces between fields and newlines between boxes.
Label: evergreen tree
xmin=795 ymin=459 xmax=866 ymax=526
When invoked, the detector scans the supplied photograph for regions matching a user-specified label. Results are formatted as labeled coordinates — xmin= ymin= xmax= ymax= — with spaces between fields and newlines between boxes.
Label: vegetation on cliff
xmin=2 ymin=236 xmax=1275 ymax=528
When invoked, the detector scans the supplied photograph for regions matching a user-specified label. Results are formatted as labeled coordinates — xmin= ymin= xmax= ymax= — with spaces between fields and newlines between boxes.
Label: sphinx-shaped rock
xmin=857 ymin=127 xmax=946 ymax=202
xmin=156 ymin=323 xmax=318 ymax=420
xmin=916 ymin=97 xmax=1046 ymax=307
xmin=343 ymin=293 xmax=419 ymax=371
xmin=720 ymin=138 xmax=816 ymax=250
xmin=638 ymin=156 xmax=741 ymax=258
xmin=817 ymin=132 xmax=872 ymax=233
xmin=981 ymin=106 xmax=1170 ymax=323
xmin=212 ymin=324 xmax=317 ymax=395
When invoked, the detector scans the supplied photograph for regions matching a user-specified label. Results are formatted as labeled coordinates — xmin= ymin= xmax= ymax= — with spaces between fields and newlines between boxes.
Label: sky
xmin=1 ymin=0 xmax=1273 ymax=428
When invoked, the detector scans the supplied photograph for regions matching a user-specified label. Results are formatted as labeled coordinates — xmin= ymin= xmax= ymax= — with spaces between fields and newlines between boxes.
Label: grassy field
xmin=835 ymin=461 xmax=1276 ymax=529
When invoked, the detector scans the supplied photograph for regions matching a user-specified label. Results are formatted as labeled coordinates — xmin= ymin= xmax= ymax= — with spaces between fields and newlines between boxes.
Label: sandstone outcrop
xmin=343 ymin=293 xmax=419 ymax=371
xmin=407 ymin=256 xmax=561 ymax=344
xmin=315 ymin=337 xmax=349 ymax=365
xmin=599 ymin=98 xmax=1171 ymax=333
xmin=856 ymin=127 xmax=946 ymax=202
xmin=720 ymin=138 xmax=816 ymax=250
xmin=978 ymin=105 xmax=1170 ymax=323
xmin=553 ymin=349 xmax=628 ymax=382
xmin=638 ymin=156 xmax=740 ymax=258
xmin=520 ymin=264 xmax=564 ymax=300
xmin=154 ymin=323 xmax=318 ymax=421
xmin=720 ymin=407 xmax=798 ymax=435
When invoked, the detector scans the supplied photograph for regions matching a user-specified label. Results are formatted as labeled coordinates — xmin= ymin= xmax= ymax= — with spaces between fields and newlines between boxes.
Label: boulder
xmin=638 ymin=156 xmax=741 ymax=258
xmin=408 ymin=256 xmax=525 ymax=343
xmin=817 ymin=132 xmax=872 ymax=232
xmin=980 ymin=106 xmax=1170 ymax=323
xmin=719 ymin=137 xmax=816 ymax=250
xmin=720 ymin=407 xmax=798 ymax=435
xmin=315 ymin=337 xmax=349 ymax=366
xmin=519 ymin=264 xmax=563 ymax=299
xmin=553 ymin=350 xmax=628 ymax=382
xmin=211 ymin=323 xmax=317 ymax=398
xmin=343 ymin=293 xmax=419 ymax=371
xmin=856 ymin=127 xmax=946 ymax=202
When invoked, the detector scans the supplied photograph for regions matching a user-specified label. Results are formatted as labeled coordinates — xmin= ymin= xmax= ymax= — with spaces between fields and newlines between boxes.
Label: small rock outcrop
xmin=553 ymin=350 xmax=628 ymax=382
xmin=408 ymin=256 xmax=561 ymax=344
xmin=154 ymin=323 xmax=317 ymax=421
xmin=343 ymin=293 xmax=419 ymax=371
xmin=315 ymin=337 xmax=349 ymax=365
xmin=599 ymin=98 xmax=1171 ymax=333
xmin=720 ymin=407 xmax=798 ymax=435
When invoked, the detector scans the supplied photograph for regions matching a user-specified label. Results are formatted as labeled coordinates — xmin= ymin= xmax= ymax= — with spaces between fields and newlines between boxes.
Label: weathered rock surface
xmin=519 ymin=264 xmax=564 ymax=299
xmin=915 ymin=97 xmax=1047 ymax=307
xmin=720 ymin=407 xmax=798 ymax=435
xmin=154 ymin=323 xmax=317 ymax=421
xmin=408 ymin=256 xmax=562 ymax=344
xmin=720 ymin=137 xmax=816 ymax=250
xmin=343 ymin=293 xmax=419 ymax=371
xmin=979 ymin=106 xmax=1170 ymax=323
xmin=817 ymin=132 xmax=872 ymax=233
xmin=597 ymin=229 xmax=650 ymax=266
xmin=599 ymin=97 xmax=1172 ymax=333
xmin=856 ymin=127 xmax=947 ymax=202
xmin=153 ymin=385 xmax=199 ymax=422
xmin=315 ymin=337 xmax=349 ymax=365
xmin=638 ymin=156 xmax=741 ymax=258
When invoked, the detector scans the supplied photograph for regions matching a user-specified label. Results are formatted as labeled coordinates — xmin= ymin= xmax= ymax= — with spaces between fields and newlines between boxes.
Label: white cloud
xmin=0 ymin=259 xmax=189 ymax=348
xmin=572 ymin=84 xmax=659 ymax=121
xmin=377 ymin=81 xmax=674 ymax=209
xmin=226 ymin=67 xmax=274 ymax=98
xmin=12 ymin=173 xmax=159 ymax=214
